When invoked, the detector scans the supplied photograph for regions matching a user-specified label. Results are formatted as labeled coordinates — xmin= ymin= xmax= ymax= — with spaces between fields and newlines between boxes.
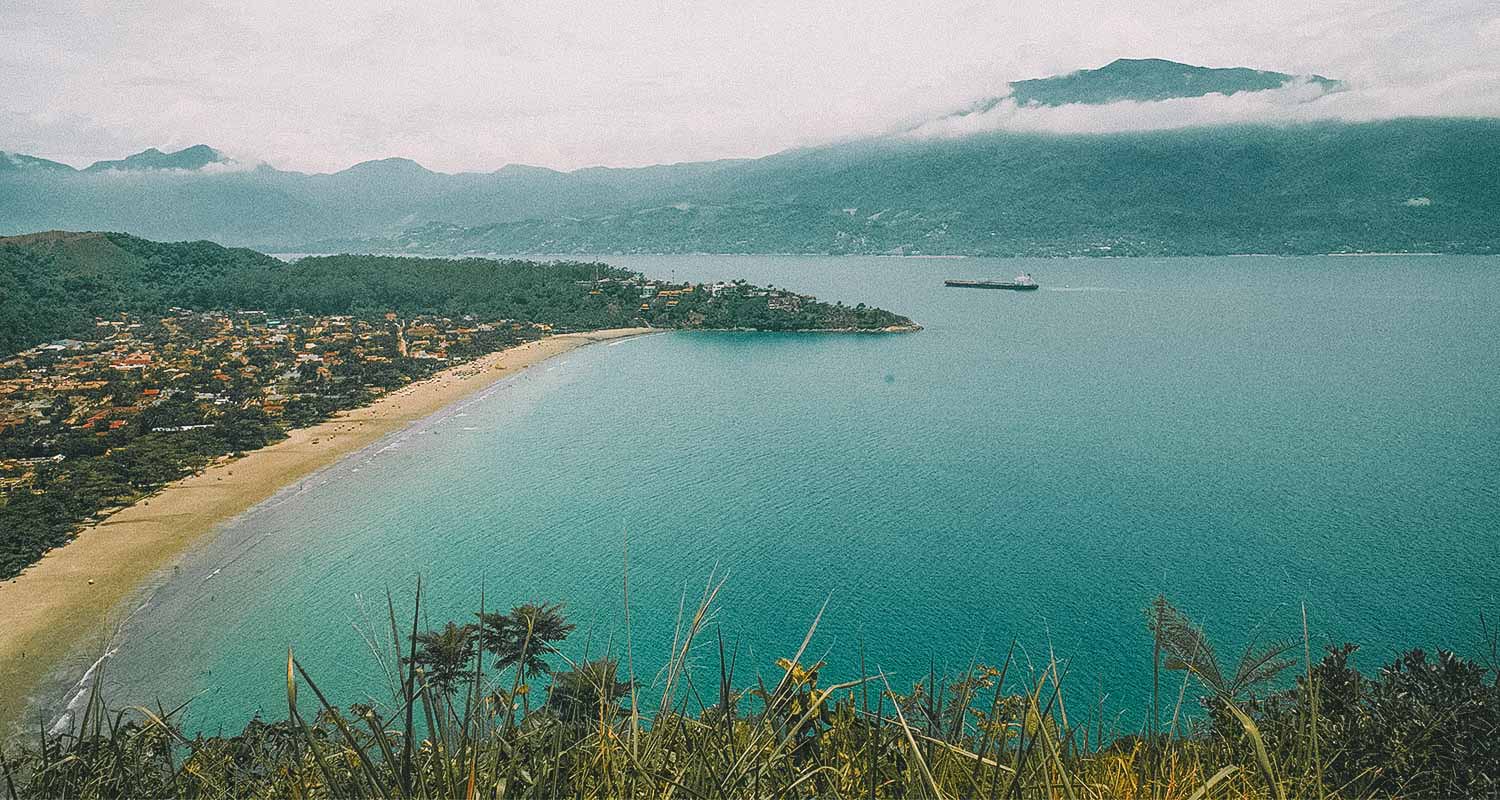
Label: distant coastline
xmin=0 ymin=328 xmax=653 ymax=731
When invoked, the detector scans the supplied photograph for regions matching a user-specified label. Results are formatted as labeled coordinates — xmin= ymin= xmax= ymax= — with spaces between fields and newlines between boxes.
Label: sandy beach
xmin=0 ymin=327 xmax=654 ymax=730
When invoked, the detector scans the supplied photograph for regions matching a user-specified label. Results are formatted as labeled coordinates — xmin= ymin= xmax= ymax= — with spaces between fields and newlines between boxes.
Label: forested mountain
xmin=82 ymin=145 xmax=231 ymax=173
xmin=2 ymin=62 xmax=1495 ymax=256
xmin=0 ymin=231 xmax=912 ymax=356
xmin=308 ymin=119 xmax=1500 ymax=257
xmin=1004 ymin=57 xmax=1339 ymax=107
xmin=0 ymin=231 xmax=279 ymax=354
xmin=0 ymin=152 xmax=74 ymax=172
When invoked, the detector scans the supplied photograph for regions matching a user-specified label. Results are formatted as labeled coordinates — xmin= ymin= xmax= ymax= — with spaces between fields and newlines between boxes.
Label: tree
xmin=1146 ymin=595 xmax=1296 ymax=707
xmin=476 ymin=602 xmax=575 ymax=720
xmin=477 ymin=602 xmax=575 ymax=678
xmin=546 ymin=658 xmax=632 ymax=724
xmin=404 ymin=622 xmax=478 ymax=696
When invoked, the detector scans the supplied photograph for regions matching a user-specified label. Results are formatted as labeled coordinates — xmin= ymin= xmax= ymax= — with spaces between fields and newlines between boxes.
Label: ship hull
xmin=943 ymin=280 xmax=1039 ymax=290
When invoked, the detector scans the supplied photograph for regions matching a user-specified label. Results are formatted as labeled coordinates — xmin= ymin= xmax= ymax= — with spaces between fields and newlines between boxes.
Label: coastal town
xmin=0 ymin=275 xmax=809 ymax=491
xmin=0 ymin=310 xmax=543 ymax=489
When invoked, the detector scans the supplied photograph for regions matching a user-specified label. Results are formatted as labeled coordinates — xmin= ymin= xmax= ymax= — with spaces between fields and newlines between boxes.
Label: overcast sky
xmin=3 ymin=0 xmax=1497 ymax=173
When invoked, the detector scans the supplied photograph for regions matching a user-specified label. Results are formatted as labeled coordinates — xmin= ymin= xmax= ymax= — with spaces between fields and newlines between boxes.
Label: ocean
xmin=90 ymin=254 xmax=1500 ymax=734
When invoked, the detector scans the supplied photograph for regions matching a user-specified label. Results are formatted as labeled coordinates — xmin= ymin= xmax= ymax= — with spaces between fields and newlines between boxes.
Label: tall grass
xmin=3 ymin=587 xmax=1496 ymax=799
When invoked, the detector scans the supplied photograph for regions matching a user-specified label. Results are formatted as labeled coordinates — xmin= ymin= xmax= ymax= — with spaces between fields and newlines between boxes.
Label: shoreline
xmin=0 ymin=327 xmax=655 ymax=732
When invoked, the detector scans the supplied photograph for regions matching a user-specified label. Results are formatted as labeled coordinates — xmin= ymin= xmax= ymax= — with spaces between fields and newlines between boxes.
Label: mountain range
xmin=2 ymin=59 xmax=1495 ymax=256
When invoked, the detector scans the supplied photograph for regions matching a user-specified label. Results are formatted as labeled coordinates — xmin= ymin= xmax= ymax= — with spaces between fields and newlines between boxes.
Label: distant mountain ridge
xmin=0 ymin=151 xmax=75 ymax=172
xmin=82 ymin=144 xmax=231 ymax=172
xmin=298 ymin=119 xmax=1498 ymax=258
xmin=1 ymin=60 xmax=1495 ymax=256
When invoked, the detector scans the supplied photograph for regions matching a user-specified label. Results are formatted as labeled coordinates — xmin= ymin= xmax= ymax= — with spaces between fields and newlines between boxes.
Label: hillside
xmin=306 ymin=119 xmax=1500 ymax=257
xmin=82 ymin=144 xmax=230 ymax=172
xmin=0 ymin=232 xmax=279 ymax=354
xmin=0 ymin=152 xmax=74 ymax=172
xmin=0 ymin=231 xmax=914 ymax=358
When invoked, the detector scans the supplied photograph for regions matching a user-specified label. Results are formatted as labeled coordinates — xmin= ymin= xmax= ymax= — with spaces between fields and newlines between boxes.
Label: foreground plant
xmin=3 ymin=589 xmax=1496 ymax=799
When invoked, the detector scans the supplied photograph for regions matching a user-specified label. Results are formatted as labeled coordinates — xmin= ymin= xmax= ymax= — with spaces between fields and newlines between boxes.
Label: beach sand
xmin=0 ymin=327 xmax=654 ymax=731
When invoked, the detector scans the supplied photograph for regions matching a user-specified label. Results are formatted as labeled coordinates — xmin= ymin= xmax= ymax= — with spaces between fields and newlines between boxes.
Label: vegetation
xmin=0 ymin=232 xmax=278 ymax=355
xmin=2 ymin=590 xmax=1495 ymax=798
xmin=0 ymin=232 xmax=913 ymax=356
xmin=0 ymin=425 xmax=280 ymax=578
xmin=335 ymin=115 xmax=1500 ymax=259
xmin=207 ymin=254 xmax=912 ymax=333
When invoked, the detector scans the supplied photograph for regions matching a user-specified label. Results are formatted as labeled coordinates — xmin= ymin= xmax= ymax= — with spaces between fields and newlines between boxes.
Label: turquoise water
xmin=91 ymin=255 xmax=1499 ymax=734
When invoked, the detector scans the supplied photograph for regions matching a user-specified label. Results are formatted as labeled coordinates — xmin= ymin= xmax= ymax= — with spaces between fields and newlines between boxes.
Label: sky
xmin=2 ymin=0 xmax=1498 ymax=173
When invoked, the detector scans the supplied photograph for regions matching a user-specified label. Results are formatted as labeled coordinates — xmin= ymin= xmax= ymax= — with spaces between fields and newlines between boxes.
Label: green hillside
xmin=1 ymin=232 xmax=913 ymax=358
xmin=311 ymin=120 xmax=1500 ymax=257
xmin=0 ymin=232 xmax=279 ymax=355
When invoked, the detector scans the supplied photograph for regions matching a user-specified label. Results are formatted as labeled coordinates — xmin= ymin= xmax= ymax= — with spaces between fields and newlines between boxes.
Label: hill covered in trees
xmin=0 ymin=231 xmax=280 ymax=355
xmin=306 ymin=119 xmax=1500 ymax=258
xmin=0 ymin=232 xmax=913 ymax=356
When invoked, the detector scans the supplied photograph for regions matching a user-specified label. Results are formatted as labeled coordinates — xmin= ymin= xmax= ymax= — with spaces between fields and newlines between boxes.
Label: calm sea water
xmin=89 ymin=255 xmax=1499 ymax=734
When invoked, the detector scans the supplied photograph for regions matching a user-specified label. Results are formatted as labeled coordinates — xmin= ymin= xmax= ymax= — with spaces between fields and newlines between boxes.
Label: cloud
xmin=193 ymin=156 xmax=263 ymax=174
xmin=1 ymin=0 xmax=1497 ymax=171
xmin=903 ymin=72 xmax=1500 ymax=139
xmin=85 ymin=158 xmax=263 ymax=176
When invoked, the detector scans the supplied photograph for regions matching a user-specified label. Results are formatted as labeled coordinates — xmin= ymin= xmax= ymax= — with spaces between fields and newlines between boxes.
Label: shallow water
xmin=91 ymin=254 xmax=1500 ymax=734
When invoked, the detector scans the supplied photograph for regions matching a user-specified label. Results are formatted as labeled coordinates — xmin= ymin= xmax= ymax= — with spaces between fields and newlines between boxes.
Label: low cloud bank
xmin=905 ymin=73 xmax=1500 ymax=138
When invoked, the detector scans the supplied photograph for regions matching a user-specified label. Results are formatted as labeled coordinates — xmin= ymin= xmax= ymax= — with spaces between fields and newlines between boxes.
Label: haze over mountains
xmin=2 ymin=59 xmax=1496 ymax=257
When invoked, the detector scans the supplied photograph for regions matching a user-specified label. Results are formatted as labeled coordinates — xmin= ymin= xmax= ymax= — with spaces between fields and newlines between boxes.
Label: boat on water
xmin=944 ymin=274 xmax=1039 ymax=291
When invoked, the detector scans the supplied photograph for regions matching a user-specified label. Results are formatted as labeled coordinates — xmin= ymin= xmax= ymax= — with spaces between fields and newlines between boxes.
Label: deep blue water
xmin=92 ymin=255 xmax=1499 ymax=734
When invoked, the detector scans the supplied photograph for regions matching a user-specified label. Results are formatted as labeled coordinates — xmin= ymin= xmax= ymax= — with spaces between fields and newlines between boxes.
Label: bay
xmin=97 ymin=254 xmax=1500 ymax=734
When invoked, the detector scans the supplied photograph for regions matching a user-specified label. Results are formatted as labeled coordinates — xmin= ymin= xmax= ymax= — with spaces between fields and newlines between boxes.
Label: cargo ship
xmin=943 ymin=274 xmax=1038 ymax=291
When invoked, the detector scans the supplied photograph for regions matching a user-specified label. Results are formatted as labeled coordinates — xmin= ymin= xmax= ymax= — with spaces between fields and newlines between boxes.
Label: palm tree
xmin=476 ymin=602 xmax=575 ymax=677
xmin=404 ymin=621 xmax=478 ymax=697
xmin=1146 ymin=595 xmax=1297 ymax=707
xmin=476 ymin=602 xmax=574 ymax=722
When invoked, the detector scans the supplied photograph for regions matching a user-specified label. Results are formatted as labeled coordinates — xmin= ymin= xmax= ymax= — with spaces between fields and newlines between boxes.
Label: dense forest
xmin=209 ymin=254 xmax=911 ymax=333
xmin=0 ymin=232 xmax=279 ymax=355
xmin=0 ymin=232 xmax=912 ymax=355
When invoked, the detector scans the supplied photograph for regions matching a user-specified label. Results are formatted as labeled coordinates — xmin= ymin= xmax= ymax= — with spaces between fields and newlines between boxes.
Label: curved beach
xmin=0 ymin=328 xmax=654 ymax=730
